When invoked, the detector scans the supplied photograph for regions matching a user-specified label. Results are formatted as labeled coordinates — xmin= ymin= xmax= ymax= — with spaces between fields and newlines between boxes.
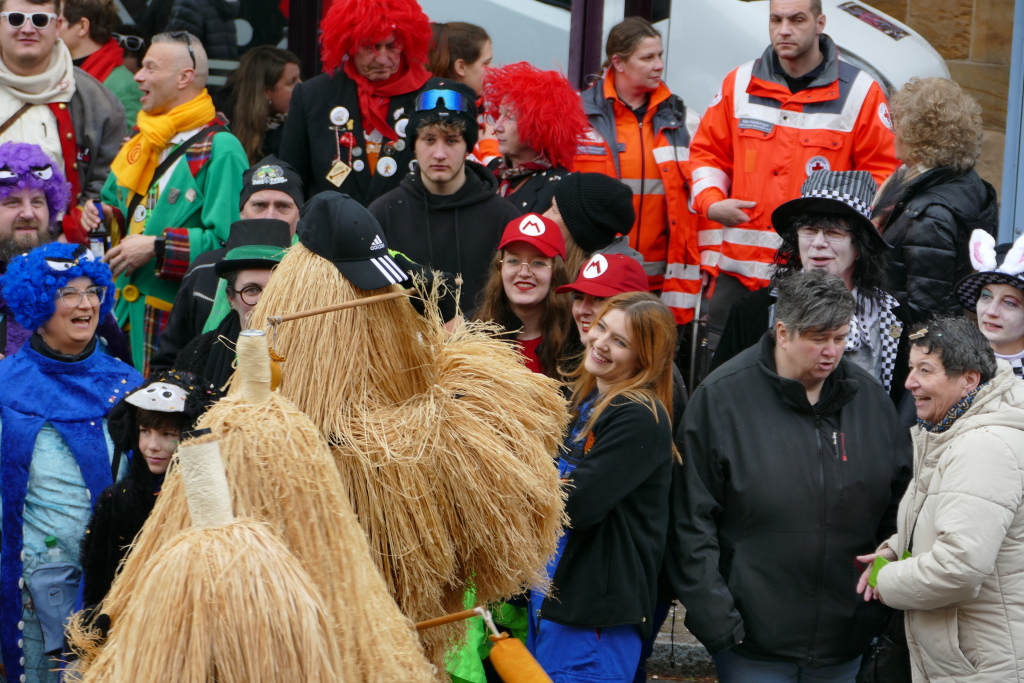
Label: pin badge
xmin=409 ymin=159 xmax=418 ymax=172
xmin=185 ymin=189 xmax=197 ymax=203
xmin=377 ymin=156 xmax=398 ymax=177
xmin=393 ymin=139 xmax=406 ymax=152
xmin=352 ymin=146 xmax=363 ymax=158
xmin=167 ymin=187 xmax=180 ymax=204
xmin=326 ymin=159 xmax=352 ymax=187
xmin=395 ymin=119 xmax=408 ymax=138
xmin=132 ymin=204 xmax=147 ymax=223
xmin=330 ymin=106 xmax=350 ymax=126
xmin=353 ymin=159 xmax=365 ymax=172
xmin=393 ymin=107 xmax=405 ymax=120
xmin=890 ymin=323 xmax=903 ymax=338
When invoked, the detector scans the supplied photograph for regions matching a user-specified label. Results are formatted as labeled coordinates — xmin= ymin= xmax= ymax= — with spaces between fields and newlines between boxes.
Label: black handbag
xmin=857 ymin=607 xmax=911 ymax=682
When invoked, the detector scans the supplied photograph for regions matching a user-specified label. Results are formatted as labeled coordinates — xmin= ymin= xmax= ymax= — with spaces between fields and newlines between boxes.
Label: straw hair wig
xmin=245 ymin=243 xmax=569 ymax=669
xmin=68 ymin=338 xmax=436 ymax=681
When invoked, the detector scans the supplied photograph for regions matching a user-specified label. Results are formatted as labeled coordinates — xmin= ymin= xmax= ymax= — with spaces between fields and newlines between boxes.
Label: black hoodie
xmin=368 ymin=160 xmax=520 ymax=311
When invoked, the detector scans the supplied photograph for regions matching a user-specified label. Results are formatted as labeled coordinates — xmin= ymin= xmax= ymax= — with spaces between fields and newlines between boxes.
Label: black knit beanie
xmin=553 ymin=173 xmax=635 ymax=252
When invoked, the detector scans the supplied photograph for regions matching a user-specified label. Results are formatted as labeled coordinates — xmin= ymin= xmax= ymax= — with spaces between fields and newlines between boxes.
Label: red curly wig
xmin=320 ymin=0 xmax=432 ymax=75
xmin=484 ymin=62 xmax=588 ymax=171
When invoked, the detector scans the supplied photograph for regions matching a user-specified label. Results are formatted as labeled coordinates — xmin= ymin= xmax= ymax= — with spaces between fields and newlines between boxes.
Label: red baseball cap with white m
xmin=497 ymin=213 xmax=566 ymax=259
xmin=556 ymin=253 xmax=648 ymax=297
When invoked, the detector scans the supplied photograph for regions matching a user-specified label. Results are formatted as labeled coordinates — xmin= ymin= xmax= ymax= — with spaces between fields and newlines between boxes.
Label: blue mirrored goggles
xmin=415 ymin=89 xmax=472 ymax=114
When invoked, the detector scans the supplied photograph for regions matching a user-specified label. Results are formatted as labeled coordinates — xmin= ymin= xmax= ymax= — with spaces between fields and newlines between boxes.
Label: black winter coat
xmin=368 ymin=162 xmax=519 ymax=311
xmin=280 ymin=71 xmax=421 ymax=204
xmin=671 ymin=333 xmax=912 ymax=663
xmin=150 ymin=248 xmax=226 ymax=372
xmin=541 ymin=396 xmax=673 ymax=638
xmin=80 ymin=451 xmax=162 ymax=607
xmin=882 ymin=167 xmax=998 ymax=326
xmin=502 ymin=165 xmax=568 ymax=216
xmin=165 ymin=0 xmax=239 ymax=61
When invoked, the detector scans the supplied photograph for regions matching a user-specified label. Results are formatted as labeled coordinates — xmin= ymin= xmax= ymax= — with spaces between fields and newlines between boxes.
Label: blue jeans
xmin=713 ymin=649 xmax=862 ymax=683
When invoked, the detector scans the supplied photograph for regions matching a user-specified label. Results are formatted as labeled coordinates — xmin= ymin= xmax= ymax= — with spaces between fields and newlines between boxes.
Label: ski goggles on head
xmin=415 ymin=89 xmax=471 ymax=114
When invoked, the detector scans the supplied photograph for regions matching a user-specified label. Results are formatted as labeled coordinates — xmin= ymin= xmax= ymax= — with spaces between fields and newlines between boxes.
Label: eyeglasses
xmin=415 ymin=88 xmax=471 ymax=114
xmin=112 ymin=32 xmax=144 ymax=51
xmin=494 ymin=108 xmax=517 ymax=125
xmin=501 ymin=256 xmax=553 ymax=273
xmin=227 ymin=285 xmax=263 ymax=306
xmin=1 ymin=11 xmax=57 ymax=29
xmin=57 ymin=286 xmax=106 ymax=308
xmin=169 ymin=31 xmax=196 ymax=70
xmin=796 ymin=226 xmax=852 ymax=242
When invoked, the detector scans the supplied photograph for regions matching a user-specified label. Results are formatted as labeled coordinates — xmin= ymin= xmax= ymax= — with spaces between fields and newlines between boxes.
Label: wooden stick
xmin=267 ymin=288 xmax=417 ymax=325
xmin=415 ymin=608 xmax=479 ymax=632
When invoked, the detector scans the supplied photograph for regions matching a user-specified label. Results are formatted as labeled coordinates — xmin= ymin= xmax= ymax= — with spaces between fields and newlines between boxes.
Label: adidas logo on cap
xmin=370 ymin=234 xmax=385 ymax=251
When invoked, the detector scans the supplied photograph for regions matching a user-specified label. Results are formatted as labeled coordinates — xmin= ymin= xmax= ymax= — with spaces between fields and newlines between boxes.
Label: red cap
xmin=497 ymin=213 xmax=566 ymax=259
xmin=556 ymin=253 xmax=648 ymax=297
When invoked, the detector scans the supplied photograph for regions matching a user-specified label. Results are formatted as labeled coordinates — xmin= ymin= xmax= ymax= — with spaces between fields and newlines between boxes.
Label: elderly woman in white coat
xmin=856 ymin=316 xmax=1024 ymax=681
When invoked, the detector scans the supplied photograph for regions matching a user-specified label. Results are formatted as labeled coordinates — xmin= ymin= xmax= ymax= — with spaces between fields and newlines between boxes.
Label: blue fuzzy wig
xmin=0 ymin=141 xmax=71 ymax=223
xmin=1 ymin=242 xmax=115 ymax=331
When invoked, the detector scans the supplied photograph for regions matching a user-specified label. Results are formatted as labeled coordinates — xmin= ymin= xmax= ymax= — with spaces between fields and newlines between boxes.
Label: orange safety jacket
xmin=689 ymin=37 xmax=899 ymax=290
xmin=575 ymin=71 xmax=706 ymax=324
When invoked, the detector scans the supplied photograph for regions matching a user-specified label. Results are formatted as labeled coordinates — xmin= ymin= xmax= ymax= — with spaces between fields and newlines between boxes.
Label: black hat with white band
xmin=771 ymin=170 xmax=887 ymax=250
xmin=296 ymin=193 xmax=407 ymax=291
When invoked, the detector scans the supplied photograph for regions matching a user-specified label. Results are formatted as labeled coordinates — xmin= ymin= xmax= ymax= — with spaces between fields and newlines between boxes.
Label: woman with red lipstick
xmin=474 ymin=213 xmax=572 ymax=379
xmin=528 ymin=291 xmax=676 ymax=680
xmin=957 ymin=229 xmax=1024 ymax=380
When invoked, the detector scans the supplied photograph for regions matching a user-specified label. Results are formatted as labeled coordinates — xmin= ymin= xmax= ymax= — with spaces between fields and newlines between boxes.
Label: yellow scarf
xmin=111 ymin=89 xmax=217 ymax=198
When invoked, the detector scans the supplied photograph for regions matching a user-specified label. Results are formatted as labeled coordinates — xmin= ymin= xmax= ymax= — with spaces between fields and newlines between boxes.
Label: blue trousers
xmin=713 ymin=649 xmax=862 ymax=683
xmin=528 ymin=591 xmax=642 ymax=682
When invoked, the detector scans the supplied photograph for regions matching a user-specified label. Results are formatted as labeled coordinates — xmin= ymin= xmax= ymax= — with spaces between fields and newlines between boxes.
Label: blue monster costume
xmin=0 ymin=243 xmax=142 ymax=683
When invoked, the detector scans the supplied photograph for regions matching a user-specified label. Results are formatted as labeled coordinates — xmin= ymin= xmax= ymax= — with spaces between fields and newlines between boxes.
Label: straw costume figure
xmin=244 ymin=193 xmax=569 ymax=669
xmin=67 ymin=433 xmax=342 ymax=683
xmin=67 ymin=333 xmax=436 ymax=681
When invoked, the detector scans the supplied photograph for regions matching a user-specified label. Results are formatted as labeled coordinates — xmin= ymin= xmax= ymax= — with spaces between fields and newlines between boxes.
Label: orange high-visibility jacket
xmin=575 ymin=71 xmax=706 ymax=324
xmin=690 ymin=37 xmax=899 ymax=290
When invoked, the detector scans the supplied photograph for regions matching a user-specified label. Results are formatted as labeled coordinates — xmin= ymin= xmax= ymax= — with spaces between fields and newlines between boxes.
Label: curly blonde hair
xmin=890 ymin=77 xmax=983 ymax=172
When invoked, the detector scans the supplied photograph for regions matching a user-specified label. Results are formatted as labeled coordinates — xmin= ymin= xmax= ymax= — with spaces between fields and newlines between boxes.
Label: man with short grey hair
xmin=670 ymin=270 xmax=912 ymax=681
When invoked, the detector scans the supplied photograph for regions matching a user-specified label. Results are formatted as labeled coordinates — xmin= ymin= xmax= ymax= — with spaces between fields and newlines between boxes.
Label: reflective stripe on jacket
xmin=575 ymin=70 xmax=706 ymax=324
xmin=689 ymin=37 xmax=899 ymax=290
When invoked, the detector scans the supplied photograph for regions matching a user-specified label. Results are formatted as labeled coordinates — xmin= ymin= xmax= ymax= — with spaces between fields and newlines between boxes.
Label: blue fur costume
xmin=0 ymin=243 xmax=142 ymax=683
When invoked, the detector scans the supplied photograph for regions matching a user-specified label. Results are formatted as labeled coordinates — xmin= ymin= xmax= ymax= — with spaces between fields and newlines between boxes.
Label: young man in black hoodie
xmin=368 ymin=78 xmax=519 ymax=312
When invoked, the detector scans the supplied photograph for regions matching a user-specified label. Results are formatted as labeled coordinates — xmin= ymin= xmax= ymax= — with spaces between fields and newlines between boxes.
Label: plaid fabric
xmin=141 ymin=302 xmax=171 ymax=376
xmin=156 ymin=227 xmax=191 ymax=281
xmin=185 ymin=114 xmax=229 ymax=177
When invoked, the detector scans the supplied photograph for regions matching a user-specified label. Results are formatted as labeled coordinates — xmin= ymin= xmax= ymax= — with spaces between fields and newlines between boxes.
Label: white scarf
xmin=0 ymin=40 xmax=75 ymax=104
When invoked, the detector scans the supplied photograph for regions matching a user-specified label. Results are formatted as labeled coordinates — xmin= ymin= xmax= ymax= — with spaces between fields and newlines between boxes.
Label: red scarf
xmin=80 ymin=38 xmax=124 ymax=83
xmin=343 ymin=59 xmax=430 ymax=140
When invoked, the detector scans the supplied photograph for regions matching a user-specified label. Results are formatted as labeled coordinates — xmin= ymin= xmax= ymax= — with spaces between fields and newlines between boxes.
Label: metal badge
xmin=327 ymin=159 xmax=352 ymax=186
xmin=353 ymin=160 xmax=365 ymax=172
xmin=395 ymin=119 xmax=408 ymax=138
xmin=166 ymin=187 xmax=180 ymax=204
xmin=393 ymin=139 xmax=406 ymax=152
xmin=377 ymin=156 xmax=398 ymax=177
xmin=329 ymin=106 xmax=350 ymax=126
xmin=132 ymin=204 xmax=147 ymax=224
xmin=185 ymin=189 xmax=197 ymax=203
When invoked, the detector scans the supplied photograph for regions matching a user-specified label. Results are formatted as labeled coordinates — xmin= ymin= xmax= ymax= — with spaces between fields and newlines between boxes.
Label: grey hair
xmin=151 ymin=31 xmax=209 ymax=87
xmin=910 ymin=316 xmax=997 ymax=383
xmin=774 ymin=270 xmax=855 ymax=337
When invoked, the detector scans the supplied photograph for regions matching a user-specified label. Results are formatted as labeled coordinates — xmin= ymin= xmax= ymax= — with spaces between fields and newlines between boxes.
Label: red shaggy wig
xmin=320 ymin=0 xmax=432 ymax=75
xmin=484 ymin=62 xmax=588 ymax=171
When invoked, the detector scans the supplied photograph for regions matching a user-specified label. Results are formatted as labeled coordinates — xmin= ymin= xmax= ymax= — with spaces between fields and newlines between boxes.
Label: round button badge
xmin=329 ymin=106 xmax=350 ymax=126
xmin=377 ymin=157 xmax=398 ymax=177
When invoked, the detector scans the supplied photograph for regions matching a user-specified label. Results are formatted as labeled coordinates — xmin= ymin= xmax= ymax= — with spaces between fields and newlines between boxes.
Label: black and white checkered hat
xmin=771 ymin=170 xmax=888 ymax=250
xmin=955 ymin=229 xmax=1024 ymax=311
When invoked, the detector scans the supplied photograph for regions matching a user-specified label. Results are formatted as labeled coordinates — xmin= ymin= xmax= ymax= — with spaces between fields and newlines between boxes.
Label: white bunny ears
xmin=957 ymin=229 xmax=1024 ymax=311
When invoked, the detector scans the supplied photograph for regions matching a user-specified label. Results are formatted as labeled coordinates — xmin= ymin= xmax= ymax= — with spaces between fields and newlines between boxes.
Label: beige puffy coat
xmin=877 ymin=361 xmax=1024 ymax=681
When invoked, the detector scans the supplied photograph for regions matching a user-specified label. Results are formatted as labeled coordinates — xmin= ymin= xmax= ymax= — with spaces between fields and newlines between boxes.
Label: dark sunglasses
xmin=1 ymin=11 xmax=57 ymax=29
xmin=169 ymin=30 xmax=196 ymax=70
xmin=112 ymin=32 xmax=144 ymax=52
xmin=415 ymin=89 xmax=471 ymax=114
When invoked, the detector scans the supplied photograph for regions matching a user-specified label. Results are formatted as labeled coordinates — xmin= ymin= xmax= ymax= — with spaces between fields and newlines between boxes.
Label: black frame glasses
xmin=57 ymin=286 xmax=107 ymax=308
xmin=169 ymin=31 xmax=196 ymax=70
xmin=1 ymin=11 xmax=57 ymax=29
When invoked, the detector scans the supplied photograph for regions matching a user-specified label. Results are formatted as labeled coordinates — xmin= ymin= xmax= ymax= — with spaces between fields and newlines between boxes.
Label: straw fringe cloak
xmin=246 ymin=244 xmax=569 ymax=669
xmin=68 ymin=376 xmax=436 ymax=681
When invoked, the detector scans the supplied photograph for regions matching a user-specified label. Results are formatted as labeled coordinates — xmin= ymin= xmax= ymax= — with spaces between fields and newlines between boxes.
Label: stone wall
xmin=865 ymin=0 xmax=1013 ymax=192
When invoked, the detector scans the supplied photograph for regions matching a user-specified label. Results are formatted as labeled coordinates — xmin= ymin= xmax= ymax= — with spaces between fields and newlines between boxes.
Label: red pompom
xmin=320 ymin=0 xmax=432 ymax=75
xmin=484 ymin=62 xmax=589 ymax=171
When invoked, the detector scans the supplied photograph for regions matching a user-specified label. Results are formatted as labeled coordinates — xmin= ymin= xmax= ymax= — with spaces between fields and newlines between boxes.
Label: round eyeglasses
xmin=57 ymin=286 xmax=107 ymax=308
xmin=501 ymin=256 xmax=553 ymax=273
xmin=228 ymin=285 xmax=264 ymax=306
